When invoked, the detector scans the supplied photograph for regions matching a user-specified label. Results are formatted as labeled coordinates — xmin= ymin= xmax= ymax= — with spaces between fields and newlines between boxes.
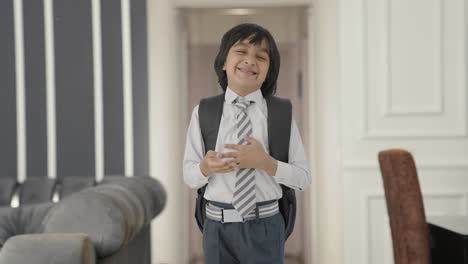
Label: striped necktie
xmin=232 ymin=97 xmax=256 ymax=218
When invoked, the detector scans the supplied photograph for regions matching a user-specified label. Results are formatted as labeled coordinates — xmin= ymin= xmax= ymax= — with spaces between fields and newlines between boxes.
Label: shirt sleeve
xmin=272 ymin=119 xmax=311 ymax=191
xmin=183 ymin=105 xmax=210 ymax=189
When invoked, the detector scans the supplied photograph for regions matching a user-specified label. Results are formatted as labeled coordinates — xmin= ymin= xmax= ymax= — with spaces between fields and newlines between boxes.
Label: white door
xmin=339 ymin=0 xmax=468 ymax=263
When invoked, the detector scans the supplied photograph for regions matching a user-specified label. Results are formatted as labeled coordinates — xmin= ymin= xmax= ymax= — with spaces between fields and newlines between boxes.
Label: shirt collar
xmin=225 ymin=87 xmax=263 ymax=105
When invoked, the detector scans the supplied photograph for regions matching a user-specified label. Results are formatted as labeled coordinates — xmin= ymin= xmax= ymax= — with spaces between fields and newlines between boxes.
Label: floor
xmin=190 ymin=255 xmax=303 ymax=264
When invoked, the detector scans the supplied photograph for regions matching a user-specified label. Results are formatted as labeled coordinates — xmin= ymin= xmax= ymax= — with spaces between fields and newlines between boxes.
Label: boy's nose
xmin=243 ymin=60 xmax=255 ymax=66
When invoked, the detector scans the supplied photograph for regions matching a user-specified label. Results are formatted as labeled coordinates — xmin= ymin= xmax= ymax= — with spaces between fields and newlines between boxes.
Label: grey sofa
xmin=0 ymin=176 xmax=166 ymax=264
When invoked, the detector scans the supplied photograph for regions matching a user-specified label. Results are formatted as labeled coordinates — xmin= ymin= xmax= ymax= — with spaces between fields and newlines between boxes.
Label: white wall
xmin=147 ymin=1 xmax=188 ymax=264
xmin=340 ymin=0 xmax=468 ymax=263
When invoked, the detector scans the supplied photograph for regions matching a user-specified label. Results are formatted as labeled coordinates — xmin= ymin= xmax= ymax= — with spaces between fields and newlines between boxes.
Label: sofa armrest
xmin=42 ymin=176 xmax=166 ymax=258
xmin=0 ymin=233 xmax=95 ymax=264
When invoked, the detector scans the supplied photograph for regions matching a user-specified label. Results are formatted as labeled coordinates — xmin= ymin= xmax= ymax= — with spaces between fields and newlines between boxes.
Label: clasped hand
xmin=200 ymin=136 xmax=275 ymax=176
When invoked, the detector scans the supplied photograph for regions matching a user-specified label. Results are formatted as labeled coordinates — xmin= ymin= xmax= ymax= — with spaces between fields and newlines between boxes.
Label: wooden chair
xmin=378 ymin=149 xmax=431 ymax=264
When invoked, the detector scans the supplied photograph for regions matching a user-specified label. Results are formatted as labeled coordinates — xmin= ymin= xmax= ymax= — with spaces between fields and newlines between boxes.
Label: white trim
xmin=383 ymin=0 xmax=444 ymax=116
xmin=179 ymin=16 xmax=191 ymax=264
xmin=14 ymin=0 xmax=26 ymax=183
xmin=344 ymin=161 xmax=468 ymax=170
xmin=148 ymin=1 xmax=187 ymax=263
xmin=92 ymin=0 xmax=104 ymax=182
xmin=313 ymin=0 xmax=342 ymax=263
xmin=361 ymin=0 xmax=466 ymax=139
xmin=362 ymin=129 xmax=467 ymax=138
xmin=307 ymin=6 xmax=318 ymax=263
xmin=44 ymin=0 xmax=57 ymax=179
xmin=172 ymin=0 xmax=311 ymax=8
xmin=122 ymin=0 xmax=134 ymax=177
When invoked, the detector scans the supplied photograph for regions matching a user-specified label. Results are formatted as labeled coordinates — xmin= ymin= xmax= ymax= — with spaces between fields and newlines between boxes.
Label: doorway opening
xmin=180 ymin=7 xmax=312 ymax=264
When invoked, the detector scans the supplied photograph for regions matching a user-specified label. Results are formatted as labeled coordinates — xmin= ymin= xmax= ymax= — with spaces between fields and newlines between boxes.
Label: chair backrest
xmin=378 ymin=149 xmax=430 ymax=264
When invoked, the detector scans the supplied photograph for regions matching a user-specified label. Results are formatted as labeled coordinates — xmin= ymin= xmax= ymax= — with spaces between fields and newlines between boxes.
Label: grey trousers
xmin=203 ymin=211 xmax=285 ymax=264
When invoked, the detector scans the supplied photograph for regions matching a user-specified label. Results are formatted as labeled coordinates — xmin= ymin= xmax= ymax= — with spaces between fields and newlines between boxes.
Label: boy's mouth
xmin=236 ymin=66 xmax=257 ymax=77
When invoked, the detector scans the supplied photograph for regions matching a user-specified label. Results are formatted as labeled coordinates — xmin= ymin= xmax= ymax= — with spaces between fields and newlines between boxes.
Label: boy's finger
xmin=219 ymin=152 xmax=238 ymax=158
xmin=245 ymin=136 xmax=255 ymax=144
xmin=206 ymin=151 xmax=217 ymax=157
xmin=210 ymin=163 xmax=226 ymax=170
xmin=214 ymin=166 xmax=234 ymax=173
xmin=208 ymin=154 xmax=226 ymax=161
xmin=210 ymin=160 xmax=232 ymax=168
xmin=213 ymin=162 xmax=237 ymax=173
xmin=207 ymin=160 xmax=223 ymax=168
xmin=224 ymin=144 xmax=241 ymax=150
xmin=225 ymin=162 xmax=239 ymax=171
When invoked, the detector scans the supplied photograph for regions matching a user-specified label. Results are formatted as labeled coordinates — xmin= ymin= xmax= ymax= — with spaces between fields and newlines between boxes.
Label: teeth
xmin=238 ymin=68 xmax=255 ymax=75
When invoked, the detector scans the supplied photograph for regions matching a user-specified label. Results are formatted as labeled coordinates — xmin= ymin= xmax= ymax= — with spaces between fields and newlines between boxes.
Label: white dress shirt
xmin=183 ymin=87 xmax=311 ymax=203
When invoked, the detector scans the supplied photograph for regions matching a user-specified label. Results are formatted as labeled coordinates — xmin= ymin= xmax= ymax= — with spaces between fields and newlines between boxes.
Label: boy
xmin=183 ymin=23 xmax=311 ymax=264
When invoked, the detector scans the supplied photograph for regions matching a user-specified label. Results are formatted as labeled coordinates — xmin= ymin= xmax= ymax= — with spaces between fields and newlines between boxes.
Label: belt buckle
xmin=221 ymin=209 xmax=244 ymax=223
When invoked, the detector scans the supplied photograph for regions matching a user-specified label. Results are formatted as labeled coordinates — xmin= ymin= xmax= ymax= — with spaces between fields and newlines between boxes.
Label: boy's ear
xmin=222 ymin=63 xmax=226 ymax=70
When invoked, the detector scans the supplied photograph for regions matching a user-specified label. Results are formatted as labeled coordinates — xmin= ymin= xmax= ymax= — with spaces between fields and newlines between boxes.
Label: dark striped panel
xmin=102 ymin=0 xmax=125 ymax=175
xmin=0 ymin=0 xmax=17 ymax=178
xmin=54 ymin=0 xmax=95 ymax=177
xmin=24 ymin=0 xmax=47 ymax=177
xmin=131 ymin=0 xmax=149 ymax=176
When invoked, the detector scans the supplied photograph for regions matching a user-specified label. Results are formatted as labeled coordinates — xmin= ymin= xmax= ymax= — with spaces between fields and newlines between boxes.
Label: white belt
xmin=205 ymin=201 xmax=279 ymax=223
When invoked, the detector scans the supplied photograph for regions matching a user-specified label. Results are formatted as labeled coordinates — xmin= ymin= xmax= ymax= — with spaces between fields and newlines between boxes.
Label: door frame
xmin=147 ymin=1 xmax=341 ymax=263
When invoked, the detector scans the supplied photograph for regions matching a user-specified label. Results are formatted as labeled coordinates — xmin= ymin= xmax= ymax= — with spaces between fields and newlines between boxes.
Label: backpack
xmin=194 ymin=93 xmax=297 ymax=241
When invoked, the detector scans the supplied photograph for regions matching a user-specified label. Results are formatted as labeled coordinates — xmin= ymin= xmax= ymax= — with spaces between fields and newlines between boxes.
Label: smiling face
xmin=222 ymin=37 xmax=270 ymax=96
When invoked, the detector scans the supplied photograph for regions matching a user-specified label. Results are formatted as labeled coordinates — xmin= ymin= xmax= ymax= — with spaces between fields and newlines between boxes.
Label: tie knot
xmin=234 ymin=97 xmax=251 ymax=111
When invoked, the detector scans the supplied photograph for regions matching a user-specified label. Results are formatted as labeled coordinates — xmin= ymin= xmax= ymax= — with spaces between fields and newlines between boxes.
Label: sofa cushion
xmin=59 ymin=176 xmax=95 ymax=198
xmin=0 ymin=207 xmax=14 ymax=247
xmin=0 ymin=179 xmax=16 ymax=207
xmin=0 ymin=202 xmax=53 ymax=247
xmin=19 ymin=178 xmax=56 ymax=205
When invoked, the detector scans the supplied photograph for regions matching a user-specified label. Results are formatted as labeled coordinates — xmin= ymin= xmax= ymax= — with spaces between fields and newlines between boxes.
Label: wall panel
xmin=54 ymin=0 xmax=95 ymax=176
xmin=102 ymin=0 xmax=125 ymax=176
xmin=0 ymin=0 xmax=18 ymax=178
xmin=131 ymin=0 xmax=149 ymax=176
xmin=24 ymin=0 xmax=47 ymax=177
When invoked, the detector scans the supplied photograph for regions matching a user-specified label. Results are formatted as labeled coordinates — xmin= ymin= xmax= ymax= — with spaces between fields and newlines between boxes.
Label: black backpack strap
xmin=265 ymin=96 xmax=292 ymax=163
xmin=265 ymin=96 xmax=296 ymax=240
xmin=199 ymin=94 xmax=225 ymax=154
xmin=195 ymin=93 xmax=224 ymax=232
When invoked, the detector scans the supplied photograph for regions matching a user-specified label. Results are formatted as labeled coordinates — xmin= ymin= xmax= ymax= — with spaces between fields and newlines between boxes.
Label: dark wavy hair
xmin=214 ymin=23 xmax=280 ymax=97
